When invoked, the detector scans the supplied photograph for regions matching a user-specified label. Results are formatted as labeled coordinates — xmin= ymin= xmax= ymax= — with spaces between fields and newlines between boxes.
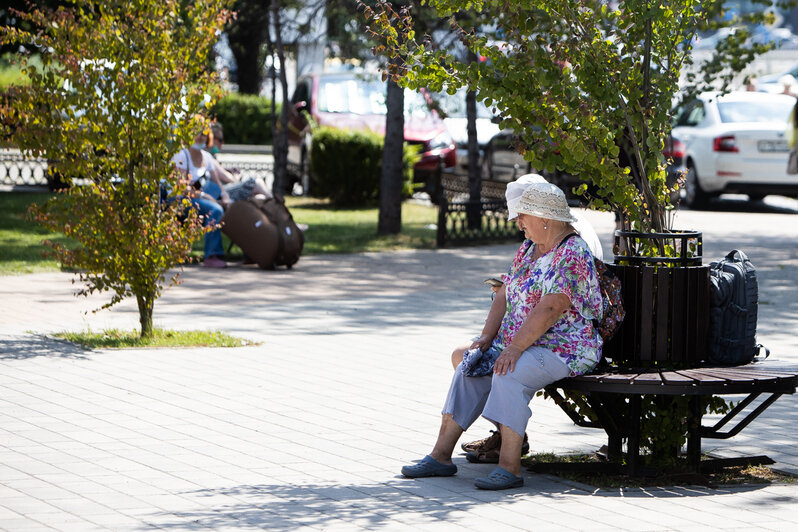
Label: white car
xmin=671 ymin=91 xmax=798 ymax=208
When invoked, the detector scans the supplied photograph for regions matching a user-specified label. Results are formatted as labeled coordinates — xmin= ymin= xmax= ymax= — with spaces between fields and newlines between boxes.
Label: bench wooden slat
xmin=578 ymin=372 xmax=643 ymax=383
xmin=681 ymin=367 xmax=796 ymax=381
xmin=560 ymin=364 xmax=798 ymax=395
xmin=674 ymin=370 xmax=727 ymax=383
xmin=671 ymin=267 xmax=687 ymax=362
xmin=640 ymin=267 xmax=654 ymax=363
xmin=629 ymin=372 xmax=665 ymax=385
xmin=655 ymin=269 xmax=670 ymax=362
xmin=706 ymin=368 xmax=797 ymax=379
xmin=660 ymin=371 xmax=698 ymax=385
xmin=695 ymin=369 xmax=774 ymax=380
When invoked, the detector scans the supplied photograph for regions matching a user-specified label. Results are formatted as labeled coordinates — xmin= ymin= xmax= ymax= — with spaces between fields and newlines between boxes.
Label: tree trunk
xmin=137 ymin=292 xmax=154 ymax=339
xmin=465 ymin=52 xmax=482 ymax=229
xmin=227 ymin=0 xmax=269 ymax=95
xmin=378 ymin=72 xmax=405 ymax=235
xmin=269 ymin=0 xmax=290 ymax=196
xmin=231 ymin=45 xmax=263 ymax=95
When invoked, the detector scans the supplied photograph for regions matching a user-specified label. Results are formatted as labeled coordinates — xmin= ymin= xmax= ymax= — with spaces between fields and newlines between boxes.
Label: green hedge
xmin=212 ymin=92 xmax=278 ymax=145
xmin=310 ymin=127 xmax=419 ymax=205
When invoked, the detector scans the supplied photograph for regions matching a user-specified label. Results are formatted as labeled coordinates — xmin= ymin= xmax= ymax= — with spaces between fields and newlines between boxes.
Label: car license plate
xmin=757 ymin=140 xmax=790 ymax=152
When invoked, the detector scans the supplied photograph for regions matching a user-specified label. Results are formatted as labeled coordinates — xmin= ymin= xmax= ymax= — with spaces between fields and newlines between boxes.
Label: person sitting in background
xmin=205 ymin=122 xmax=273 ymax=206
xmin=207 ymin=122 xmax=308 ymax=233
xmin=171 ymin=128 xmax=230 ymax=269
xmin=457 ymin=173 xmax=605 ymax=463
xmin=400 ymin=182 xmax=603 ymax=490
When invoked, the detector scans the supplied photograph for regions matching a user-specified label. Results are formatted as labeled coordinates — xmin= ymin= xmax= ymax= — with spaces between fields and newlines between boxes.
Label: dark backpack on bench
xmin=707 ymin=250 xmax=767 ymax=365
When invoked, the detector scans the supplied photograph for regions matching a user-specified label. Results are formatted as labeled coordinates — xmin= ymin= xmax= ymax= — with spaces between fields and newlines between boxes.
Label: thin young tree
xmin=0 ymin=0 xmax=232 ymax=338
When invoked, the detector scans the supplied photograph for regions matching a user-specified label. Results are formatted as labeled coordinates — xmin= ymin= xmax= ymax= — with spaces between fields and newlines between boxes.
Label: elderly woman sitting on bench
xmin=400 ymin=182 xmax=603 ymax=490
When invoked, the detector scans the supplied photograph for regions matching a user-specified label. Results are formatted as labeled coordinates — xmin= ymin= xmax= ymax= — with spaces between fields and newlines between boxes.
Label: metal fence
xmin=0 ymin=149 xmax=49 ymax=187
xmin=439 ymin=173 xmax=507 ymax=202
xmin=0 ymin=148 xmax=275 ymax=189
xmin=218 ymin=157 xmax=275 ymax=188
xmin=435 ymin=176 xmax=523 ymax=247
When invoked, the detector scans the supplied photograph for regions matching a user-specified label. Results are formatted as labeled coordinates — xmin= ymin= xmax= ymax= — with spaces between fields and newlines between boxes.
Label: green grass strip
xmin=54 ymin=328 xmax=257 ymax=349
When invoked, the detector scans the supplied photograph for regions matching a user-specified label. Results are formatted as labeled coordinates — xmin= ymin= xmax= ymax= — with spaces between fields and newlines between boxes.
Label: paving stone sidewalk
xmin=1 ymin=206 xmax=798 ymax=531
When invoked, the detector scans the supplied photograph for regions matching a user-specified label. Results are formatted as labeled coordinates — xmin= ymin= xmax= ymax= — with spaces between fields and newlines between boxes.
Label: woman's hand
xmin=220 ymin=192 xmax=231 ymax=210
xmin=470 ymin=334 xmax=493 ymax=352
xmin=493 ymin=345 xmax=523 ymax=375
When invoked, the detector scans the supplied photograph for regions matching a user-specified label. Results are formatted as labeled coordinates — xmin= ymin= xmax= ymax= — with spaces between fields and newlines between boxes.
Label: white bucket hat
xmin=512 ymin=181 xmax=577 ymax=223
xmin=506 ymin=173 xmax=548 ymax=221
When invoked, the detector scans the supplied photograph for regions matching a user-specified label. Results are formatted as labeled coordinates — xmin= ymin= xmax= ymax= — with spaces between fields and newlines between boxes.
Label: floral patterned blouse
xmin=493 ymin=235 xmax=603 ymax=376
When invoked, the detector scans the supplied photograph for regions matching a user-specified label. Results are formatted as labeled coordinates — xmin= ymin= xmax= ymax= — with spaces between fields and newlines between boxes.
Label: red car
xmin=286 ymin=71 xmax=456 ymax=195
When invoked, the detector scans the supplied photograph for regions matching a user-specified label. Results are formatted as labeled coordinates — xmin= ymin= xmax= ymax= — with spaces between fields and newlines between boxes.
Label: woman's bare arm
xmin=471 ymin=284 xmax=507 ymax=351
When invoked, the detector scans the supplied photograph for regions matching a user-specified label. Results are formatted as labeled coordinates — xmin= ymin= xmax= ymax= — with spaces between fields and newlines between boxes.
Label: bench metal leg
xmin=627 ymin=395 xmax=641 ymax=476
xmin=687 ymin=396 xmax=702 ymax=473
xmin=702 ymin=393 xmax=783 ymax=439
xmin=583 ymin=393 xmax=624 ymax=461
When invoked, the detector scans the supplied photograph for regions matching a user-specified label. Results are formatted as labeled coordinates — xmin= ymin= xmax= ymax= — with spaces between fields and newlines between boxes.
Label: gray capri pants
xmin=442 ymin=346 xmax=571 ymax=438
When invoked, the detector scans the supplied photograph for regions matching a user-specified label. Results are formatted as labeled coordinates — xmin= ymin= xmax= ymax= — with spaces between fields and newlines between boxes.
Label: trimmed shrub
xmin=212 ymin=92 xmax=278 ymax=145
xmin=310 ymin=127 xmax=419 ymax=205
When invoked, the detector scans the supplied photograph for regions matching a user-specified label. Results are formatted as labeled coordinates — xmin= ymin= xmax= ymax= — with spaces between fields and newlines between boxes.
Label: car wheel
xmin=683 ymin=164 xmax=708 ymax=209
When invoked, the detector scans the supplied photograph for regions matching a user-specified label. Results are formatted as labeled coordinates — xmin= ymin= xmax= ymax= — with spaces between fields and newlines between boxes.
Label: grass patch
xmin=1 ymin=191 xmax=439 ymax=274
xmin=0 ymin=53 xmax=36 ymax=88
xmin=523 ymin=452 xmax=797 ymax=489
xmin=0 ymin=191 xmax=78 ymax=274
xmin=217 ymin=197 xmax=438 ymax=260
xmin=54 ymin=328 xmax=256 ymax=349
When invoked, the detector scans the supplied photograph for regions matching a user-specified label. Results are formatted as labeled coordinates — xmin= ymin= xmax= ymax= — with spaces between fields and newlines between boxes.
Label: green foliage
xmin=212 ymin=92 xmax=278 ymax=145
xmin=309 ymin=126 xmax=418 ymax=205
xmin=0 ymin=52 xmax=35 ymax=88
xmin=362 ymin=0 xmax=779 ymax=235
xmin=0 ymin=0 xmax=232 ymax=337
xmin=639 ymin=395 xmax=733 ymax=467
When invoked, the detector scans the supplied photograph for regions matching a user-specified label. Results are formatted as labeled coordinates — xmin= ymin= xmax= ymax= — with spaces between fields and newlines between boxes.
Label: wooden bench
xmin=531 ymin=233 xmax=798 ymax=477
xmin=542 ymin=364 xmax=798 ymax=476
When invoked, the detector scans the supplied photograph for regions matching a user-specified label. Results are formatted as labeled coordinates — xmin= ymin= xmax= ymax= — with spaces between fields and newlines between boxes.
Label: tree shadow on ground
xmin=144 ymin=476 xmax=775 ymax=531
xmin=685 ymin=196 xmax=798 ymax=215
xmin=0 ymin=334 xmax=89 ymax=360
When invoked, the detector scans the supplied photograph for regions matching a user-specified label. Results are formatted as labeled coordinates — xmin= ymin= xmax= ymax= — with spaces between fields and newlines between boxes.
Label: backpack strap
xmin=556 ymin=232 xmax=579 ymax=249
xmin=755 ymin=344 xmax=770 ymax=360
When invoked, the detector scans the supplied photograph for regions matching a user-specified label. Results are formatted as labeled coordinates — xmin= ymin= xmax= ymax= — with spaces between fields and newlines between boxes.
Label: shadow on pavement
xmin=144 ymin=478 xmax=774 ymax=530
xmin=681 ymin=196 xmax=798 ymax=215
xmin=0 ymin=334 xmax=89 ymax=360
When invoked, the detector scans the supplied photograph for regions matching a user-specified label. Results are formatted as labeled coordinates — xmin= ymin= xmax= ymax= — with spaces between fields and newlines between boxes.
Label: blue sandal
xmin=401 ymin=455 xmax=458 ymax=478
xmin=474 ymin=466 xmax=524 ymax=490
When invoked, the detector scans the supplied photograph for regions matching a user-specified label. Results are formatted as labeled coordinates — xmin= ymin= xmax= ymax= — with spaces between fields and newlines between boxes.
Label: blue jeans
xmin=191 ymin=195 xmax=225 ymax=259
xmin=162 ymin=180 xmax=225 ymax=260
